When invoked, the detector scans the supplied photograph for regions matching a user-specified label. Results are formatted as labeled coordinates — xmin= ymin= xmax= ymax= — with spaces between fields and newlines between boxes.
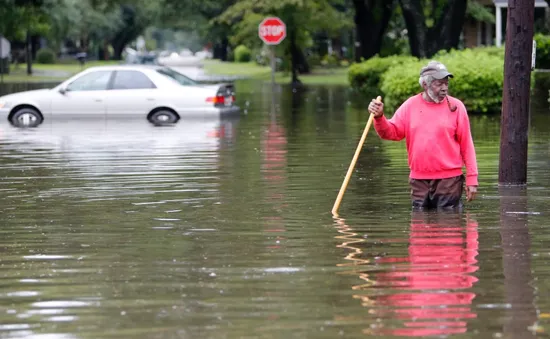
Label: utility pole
xmin=498 ymin=0 xmax=535 ymax=186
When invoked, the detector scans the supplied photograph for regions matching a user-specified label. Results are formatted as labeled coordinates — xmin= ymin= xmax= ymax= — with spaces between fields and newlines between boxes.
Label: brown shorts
xmin=409 ymin=175 xmax=465 ymax=211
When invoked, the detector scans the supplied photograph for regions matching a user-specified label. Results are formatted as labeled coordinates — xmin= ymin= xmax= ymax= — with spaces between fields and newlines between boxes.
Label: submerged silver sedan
xmin=0 ymin=65 xmax=239 ymax=128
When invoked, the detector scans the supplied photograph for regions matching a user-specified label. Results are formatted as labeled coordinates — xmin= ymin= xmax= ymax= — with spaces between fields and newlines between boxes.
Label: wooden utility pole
xmin=498 ymin=0 xmax=535 ymax=186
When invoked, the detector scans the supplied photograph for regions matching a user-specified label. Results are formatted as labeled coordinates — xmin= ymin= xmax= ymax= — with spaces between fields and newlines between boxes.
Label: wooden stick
xmin=331 ymin=96 xmax=382 ymax=216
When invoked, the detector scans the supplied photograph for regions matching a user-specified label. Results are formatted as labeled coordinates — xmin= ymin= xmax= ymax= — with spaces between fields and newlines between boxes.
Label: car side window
xmin=66 ymin=71 xmax=112 ymax=91
xmin=111 ymin=71 xmax=156 ymax=90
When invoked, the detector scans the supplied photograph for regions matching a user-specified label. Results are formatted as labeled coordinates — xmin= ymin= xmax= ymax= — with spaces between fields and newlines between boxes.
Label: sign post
xmin=0 ymin=34 xmax=6 ymax=84
xmin=532 ymin=39 xmax=536 ymax=71
xmin=258 ymin=17 xmax=286 ymax=87
xmin=0 ymin=35 xmax=3 ymax=85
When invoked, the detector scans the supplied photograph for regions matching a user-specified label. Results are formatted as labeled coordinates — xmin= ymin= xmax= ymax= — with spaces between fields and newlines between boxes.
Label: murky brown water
xmin=0 ymin=77 xmax=550 ymax=338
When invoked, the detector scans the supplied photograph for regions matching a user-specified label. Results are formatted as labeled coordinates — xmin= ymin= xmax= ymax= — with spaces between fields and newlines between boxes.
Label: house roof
xmin=493 ymin=0 xmax=548 ymax=7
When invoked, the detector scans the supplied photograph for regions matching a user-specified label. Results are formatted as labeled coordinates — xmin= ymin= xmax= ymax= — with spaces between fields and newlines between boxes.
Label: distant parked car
xmin=0 ymin=65 xmax=238 ymax=128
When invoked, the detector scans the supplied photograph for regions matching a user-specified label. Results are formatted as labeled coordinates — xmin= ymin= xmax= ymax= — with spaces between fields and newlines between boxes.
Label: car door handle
xmin=146 ymin=98 xmax=155 ymax=101
xmin=94 ymin=99 xmax=103 ymax=102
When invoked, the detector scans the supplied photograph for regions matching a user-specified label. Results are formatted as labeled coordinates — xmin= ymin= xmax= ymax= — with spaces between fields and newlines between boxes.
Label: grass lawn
xmin=202 ymin=60 xmax=349 ymax=86
xmin=1 ymin=60 xmax=122 ymax=83
xmin=2 ymin=59 xmax=349 ymax=86
xmin=202 ymin=59 xmax=272 ymax=78
xmin=1 ymin=73 xmax=64 ymax=83
xmin=33 ymin=60 xmax=121 ymax=72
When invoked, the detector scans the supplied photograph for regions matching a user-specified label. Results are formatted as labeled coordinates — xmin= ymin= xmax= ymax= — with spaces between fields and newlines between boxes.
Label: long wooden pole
xmin=332 ymin=96 xmax=382 ymax=216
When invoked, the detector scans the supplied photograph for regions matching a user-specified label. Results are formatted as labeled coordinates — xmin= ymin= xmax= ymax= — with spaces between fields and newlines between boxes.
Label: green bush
xmin=348 ymin=54 xmax=418 ymax=93
xmin=534 ymin=33 xmax=550 ymax=69
xmin=379 ymin=49 xmax=504 ymax=114
xmin=227 ymin=49 xmax=235 ymax=62
xmin=433 ymin=46 xmax=504 ymax=59
xmin=36 ymin=48 xmax=56 ymax=64
xmin=535 ymin=72 xmax=550 ymax=91
xmin=321 ymin=54 xmax=339 ymax=68
xmin=307 ymin=53 xmax=321 ymax=68
xmin=234 ymin=45 xmax=251 ymax=63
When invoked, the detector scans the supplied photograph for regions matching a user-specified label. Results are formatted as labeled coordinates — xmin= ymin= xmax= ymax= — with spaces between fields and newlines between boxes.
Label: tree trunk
xmin=288 ymin=28 xmax=310 ymax=85
xmin=212 ymin=44 xmax=222 ymax=60
xmin=80 ymin=37 xmax=89 ymax=53
xmin=398 ymin=0 xmax=426 ymax=57
xmin=498 ymin=0 xmax=535 ymax=185
xmin=110 ymin=4 xmax=150 ymax=60
xmin=289 ymin=29 xmax=300 ymax=85
xmin=112 ymin=43 xmax=125 ymax=60
xmin=220 ymin=37 xmax=228 ymax=61
xmin=212 ymin=37 xmax=228 ymax=61
xmin=103 ymin=40 xmax=110 ymax=60
xmin=353 ymin=0 xmax=395 ymax=62
xmin=428 ymin=0 xmax=467 ymax=56
xmin=399 ymin=0 xmax=467 ymax=58
xmin=26 ymin=31 xmax=32 ymax=75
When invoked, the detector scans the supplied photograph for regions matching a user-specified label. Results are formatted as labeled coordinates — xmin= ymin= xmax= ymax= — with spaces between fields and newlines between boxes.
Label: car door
xmin=50 ymin=70 xmax=112 ymax=118
xmin=105 ymin=70 xmax=158 ymax=118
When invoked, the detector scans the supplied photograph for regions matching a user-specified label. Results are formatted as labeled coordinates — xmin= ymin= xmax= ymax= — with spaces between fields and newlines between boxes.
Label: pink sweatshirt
xmin=373 ymin=93 xmax=478 ymax=186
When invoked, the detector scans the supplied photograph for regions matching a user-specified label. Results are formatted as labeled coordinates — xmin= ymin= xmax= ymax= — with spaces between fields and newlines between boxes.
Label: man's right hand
xmin=368 ymin=99 xmax=384 ymax=118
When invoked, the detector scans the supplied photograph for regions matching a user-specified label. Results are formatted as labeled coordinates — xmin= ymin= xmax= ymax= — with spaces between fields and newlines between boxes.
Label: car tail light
xmin=206 ymin=95 xmax=235 ymax=106
xmin=206 ymin=95 xmax=225 ymax=104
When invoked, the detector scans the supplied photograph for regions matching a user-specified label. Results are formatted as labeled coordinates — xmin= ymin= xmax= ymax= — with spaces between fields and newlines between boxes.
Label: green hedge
xmin=535 ymin=33 xmax=550 ymax=70
xmin=36 ymin=48 xmax=56 ymax=64
xmin=383 ymin=49 xmax=504 ymax=113
xmin=234 ymin=45 xmax=251 ymax=63
xmin=350 ymin=48 xmax=506 ymax=114
xmin=348 ymin=55 xmax=417 ymax=92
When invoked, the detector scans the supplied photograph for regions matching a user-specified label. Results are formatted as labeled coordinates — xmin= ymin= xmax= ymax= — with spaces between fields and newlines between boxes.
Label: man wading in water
xmin=368 ymin=61 xmax=478 ymax=211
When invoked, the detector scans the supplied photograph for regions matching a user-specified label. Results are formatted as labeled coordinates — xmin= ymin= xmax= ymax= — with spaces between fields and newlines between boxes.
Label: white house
xmin=494 ymin=0 xmax=549 ymax=47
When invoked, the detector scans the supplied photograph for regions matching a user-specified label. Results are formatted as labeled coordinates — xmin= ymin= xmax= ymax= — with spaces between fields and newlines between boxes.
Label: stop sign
xmin=258 ymin=17 xmax=286 ymax=45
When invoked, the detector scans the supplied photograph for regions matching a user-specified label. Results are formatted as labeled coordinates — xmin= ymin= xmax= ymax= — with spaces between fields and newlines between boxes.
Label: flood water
xmin=0 ymin=77 xmax=550 ymax=339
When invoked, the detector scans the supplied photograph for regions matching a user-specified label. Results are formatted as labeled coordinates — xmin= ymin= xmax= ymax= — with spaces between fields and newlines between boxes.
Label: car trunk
xmin=203 ymin=83 xmax=235 ymax=107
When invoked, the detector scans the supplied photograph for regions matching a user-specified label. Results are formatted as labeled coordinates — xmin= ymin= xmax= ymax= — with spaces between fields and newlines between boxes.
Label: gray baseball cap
xmin=420 ymin=61 xmax=453 ymax=79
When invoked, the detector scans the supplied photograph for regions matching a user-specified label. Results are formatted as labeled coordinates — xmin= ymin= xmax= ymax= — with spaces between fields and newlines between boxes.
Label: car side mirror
xmin=59 ymin=87 xmax=67 ymax=95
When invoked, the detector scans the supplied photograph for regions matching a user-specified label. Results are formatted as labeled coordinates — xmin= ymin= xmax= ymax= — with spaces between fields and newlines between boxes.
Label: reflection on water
xmin=0 ymin=78 xmax=549 ymax=338
xmin=261 ymin=110 xmax=288 ymax=247
xmin=0 ymin=118 xmax=238 ymax=204
xmin=499 ymin=187 xmax=538 ymax=339
xmin=335 ymin=212 xmax=479 ymax=336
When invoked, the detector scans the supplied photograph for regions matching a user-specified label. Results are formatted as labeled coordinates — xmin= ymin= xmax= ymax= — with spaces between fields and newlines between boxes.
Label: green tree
xmin=110 ymin=1 xmax=160 ymax=59
xmin=159 ymin=0 xmax=235 ymax=60
xmin=217 ymin=0 xmax=351 ymax=84
xmin=44 ymin=0 xmax=122 ymax=57
xmin=398 ymin=0 xmax=468 ymax=58
xmin=0 ymin=0 xmax=51 ymax=74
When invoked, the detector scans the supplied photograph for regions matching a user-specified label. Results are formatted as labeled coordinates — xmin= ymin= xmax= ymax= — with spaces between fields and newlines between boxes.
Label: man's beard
xmin=427 ymin=88 xmax=442 ymax=103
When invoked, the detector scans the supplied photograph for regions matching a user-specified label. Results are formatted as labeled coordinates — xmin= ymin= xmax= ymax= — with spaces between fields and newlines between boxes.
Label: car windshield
xmin=155 ymin=67 xmax=198 ymax=86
